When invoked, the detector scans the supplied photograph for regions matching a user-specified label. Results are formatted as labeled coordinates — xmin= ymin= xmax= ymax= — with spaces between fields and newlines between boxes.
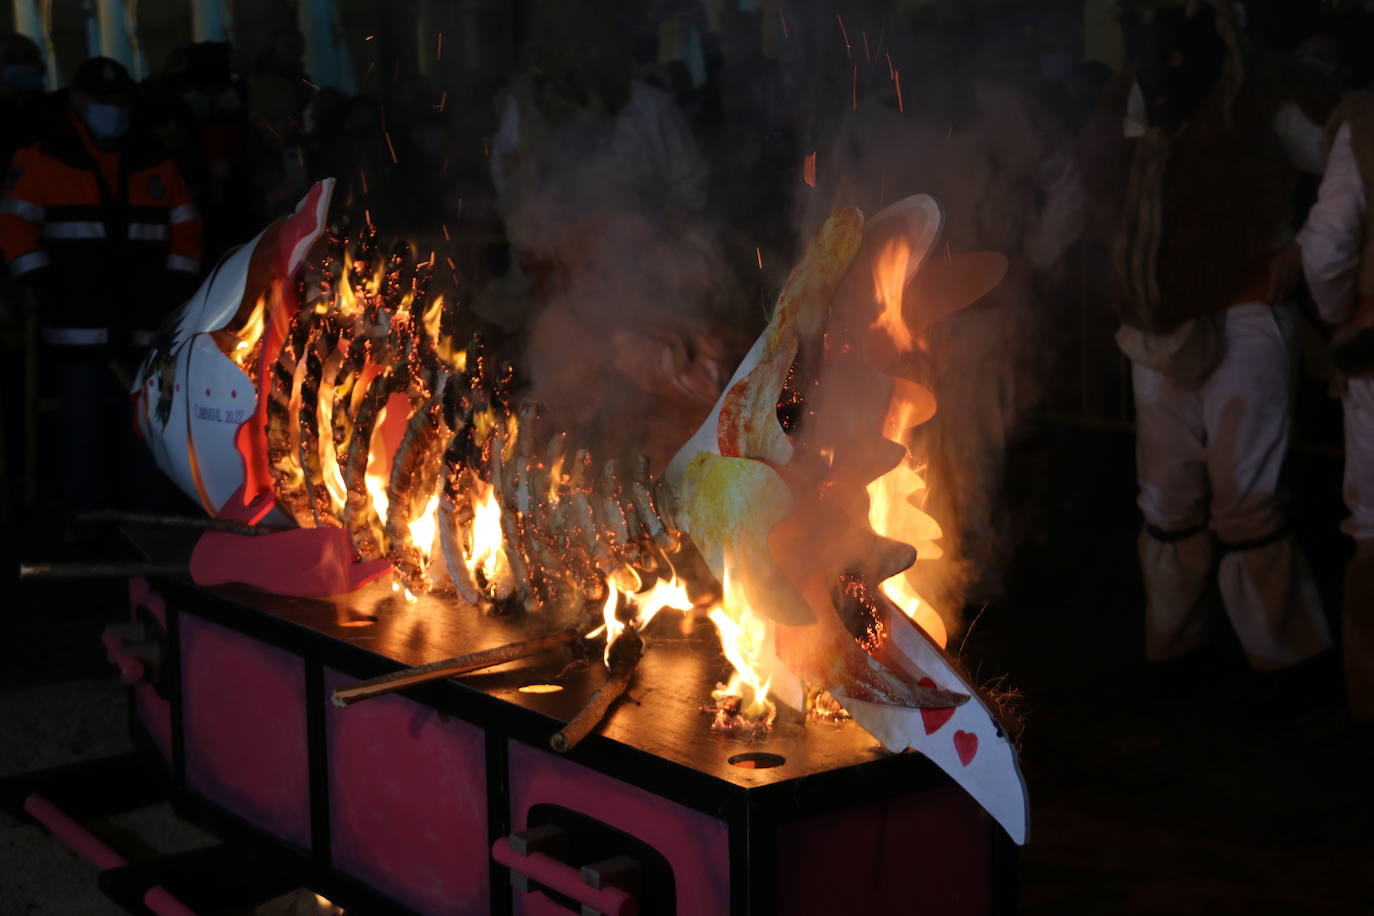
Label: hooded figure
xmin=1078 ymin=1 xmax=1332 ymax=671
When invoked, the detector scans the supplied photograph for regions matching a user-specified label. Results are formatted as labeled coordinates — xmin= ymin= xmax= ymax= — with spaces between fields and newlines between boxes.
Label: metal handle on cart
xmin=492 ymin=834 xmax=639 ymax=916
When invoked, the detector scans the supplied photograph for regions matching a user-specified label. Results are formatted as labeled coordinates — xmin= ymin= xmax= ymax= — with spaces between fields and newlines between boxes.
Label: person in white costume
xmin=1080 ymin=1 xmax=1332 ymax=671
xmin=1297 ymin=94 xmax=1374 ymax=719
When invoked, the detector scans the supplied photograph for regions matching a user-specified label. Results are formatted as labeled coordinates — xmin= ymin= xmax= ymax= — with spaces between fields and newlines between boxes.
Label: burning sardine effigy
xmin=133 ymin=179 xmax=1028 ymax=843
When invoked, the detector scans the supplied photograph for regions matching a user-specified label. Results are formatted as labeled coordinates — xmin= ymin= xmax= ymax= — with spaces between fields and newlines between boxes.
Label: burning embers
xmin=246 ymin=227 xmax=685 ymax=619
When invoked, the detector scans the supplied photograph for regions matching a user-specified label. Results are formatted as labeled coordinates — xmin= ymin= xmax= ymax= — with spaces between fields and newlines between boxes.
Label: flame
xmin=707 ymin=568 xmax=774 ymax=719
xmin=421 ymin=293 xmax=465 ymax=369
xmin=597 ymin=568 xmax=695 ymax=664
xmin=364 ymin=404 xmax=391 ymax=522
xmin=318 ymin=347 xmax=349 ymax=515
xmin=865 ymin=391 xmax=948 ymax=648
xmin=546 ymin=453 xmax=565 ymax=503
xmin=467 ymin=481 xmax=512 ymax=595
xmin=408 ymin=490 xmax=440 ymax=564
xmin=225 ymin=293 xmax=267 ymax=371
xmin=871 ymin=237 xmax=913 ymax=353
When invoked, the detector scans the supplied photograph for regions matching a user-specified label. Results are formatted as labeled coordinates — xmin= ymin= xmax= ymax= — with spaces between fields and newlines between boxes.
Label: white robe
xmin=1127 ymin=103 xmax=1332 ymax=669
xmin=1297 ymin=122 xmax=1374 ymax=544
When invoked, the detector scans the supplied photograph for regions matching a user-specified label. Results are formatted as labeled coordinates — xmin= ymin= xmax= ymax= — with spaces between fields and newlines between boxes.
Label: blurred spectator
xmin=1296 ymin=90 xmax=1374 ymax=719
xmin=0 ymin=57 xmax=201 ymax=534
xmin=1078 ymin=1 xmax=1331 ymax=673
xmin=0 ymin=33 xmax=47 ymax=171
xmin=252 ymin=25 xmax=313 ymax=113
xmin=146 ymin=41 xmax=254 ymax=259
xmin=245 ymin=75 xmax=309 ymax=224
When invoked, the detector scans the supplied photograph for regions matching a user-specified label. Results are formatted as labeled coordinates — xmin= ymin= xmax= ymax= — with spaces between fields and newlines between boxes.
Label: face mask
xmin=2 ymin=64 xmax=43 ymax=92
xmin=84 ymin=101 xmax=130 ymax=140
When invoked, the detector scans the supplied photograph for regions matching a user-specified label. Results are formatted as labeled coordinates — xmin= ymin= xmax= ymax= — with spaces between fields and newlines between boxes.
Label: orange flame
xmin=596 ymin=568 xmax=694 ymax=664
xmin=467 ymin=481 xmax=513 ymax=599
xmin=221 ymin=293 xmax=267 ymax=372
xmin=871 ymin=237 xmax=913 ymax=353
xmin=364 ymin=404 xmax=392 ymax=523
xmin=707 ymin=567 xmax=774 ymax=719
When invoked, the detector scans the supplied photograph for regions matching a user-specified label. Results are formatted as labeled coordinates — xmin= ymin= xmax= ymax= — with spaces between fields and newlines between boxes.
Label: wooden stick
xmin=332 ymin=630 xmax=580 ymax=707
xmin=550 ymin=628 xmax=643 ymax=753
xmin=19 ymin=562 xmax=189 ymax=580
xmin=79 ymin=510 xmax=276 ymax=538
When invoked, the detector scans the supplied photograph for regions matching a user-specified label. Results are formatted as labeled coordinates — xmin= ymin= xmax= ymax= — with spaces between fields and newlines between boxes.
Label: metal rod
xmin=79 ymin=509 xmax=276 ymax=537
xmin=19 ymin=562 xmax=189 ymax=580
xmin=331 ymin=630 xmax=580 ymax=707
xmin=550 ymin=628 xmax=642 ymax=753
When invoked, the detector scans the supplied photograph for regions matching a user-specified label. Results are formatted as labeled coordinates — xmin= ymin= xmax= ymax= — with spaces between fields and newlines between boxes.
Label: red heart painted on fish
xmin=918 ymin=677 xmax=955 ymax=734
xmin=954 ymin=730 xmax=978 ymax=766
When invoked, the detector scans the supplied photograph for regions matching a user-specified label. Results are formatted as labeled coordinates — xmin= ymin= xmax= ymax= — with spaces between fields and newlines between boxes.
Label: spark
xmin=456 ymin=198 xmax=463 ymax=219
xmin=851 ymin=64 xmax=858 ymax=111
xmin=944 ymin=241 xmax=951 ymax=264
xmin=384 ymin=131 xmax=398 ymax=164
xmin=862 ymin=31 xmax=870 ymax=63
xmin=302 ymin=78 xmax=319 ymax=91
xmin=364 ymin=34 xmax=374 ymax=40
xmin=803 ymin=151 xmax=816 ymax=188
xmin=359 ymin=169 xmax=368 ymax=195
xmin=446 ymin=256 xmax=457 ymax=270
xmin=756 ymin=247 xmax=763 ymax=269
xmin=436 ymin=32 xmax=443 ymax=60
xmin=895 ymin=68 xmax=903 ymax=113
xmin=779 ymin=6 xmax=789 ymax=38
xmin=886 ymin=52 xmax=895 ymax=82
xmin=836 ymin=13 xmax=852 ymax=58
xmin=439 ymin=91 xmax=447 ymax=112
xmin=442 ymin=224 xmax=450 ymax=241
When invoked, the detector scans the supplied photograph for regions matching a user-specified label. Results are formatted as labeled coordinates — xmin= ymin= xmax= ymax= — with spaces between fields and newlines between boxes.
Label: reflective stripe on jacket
xmin=0 ymin=104 xmax=203 ymax=334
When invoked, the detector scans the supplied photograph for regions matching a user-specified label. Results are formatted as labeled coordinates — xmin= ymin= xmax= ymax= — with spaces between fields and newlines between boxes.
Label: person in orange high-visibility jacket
xmin=0 ymin=57 xmax=202 ymax=534
xmin=1 ymin=56 xmax=203 ymax=349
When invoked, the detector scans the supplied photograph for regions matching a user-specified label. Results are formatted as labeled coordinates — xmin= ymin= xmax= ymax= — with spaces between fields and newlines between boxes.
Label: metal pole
xmin=190 ymin=0 xmax=229 ymax=43
xmin=14 ymin=0 xmax=59 ymax=88
xmin=297 ymin=0 xmax=354 ymax=92
xmin=95 ymin=0 xmax=134 ymax=71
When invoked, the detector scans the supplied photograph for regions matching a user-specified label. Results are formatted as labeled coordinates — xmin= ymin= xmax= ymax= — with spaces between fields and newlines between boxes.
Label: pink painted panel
xmin=181 ymin=615 xmax=311 ymax=848
xmin=507 ymin=741 xmax=730 ymax=916
xmin=325 ymin=669 xmax=489 ymax=915
xmin=775 ymin=784 xmax=994 ymax=915
xmin=128 ymin=579 xmax=171 ymax=763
